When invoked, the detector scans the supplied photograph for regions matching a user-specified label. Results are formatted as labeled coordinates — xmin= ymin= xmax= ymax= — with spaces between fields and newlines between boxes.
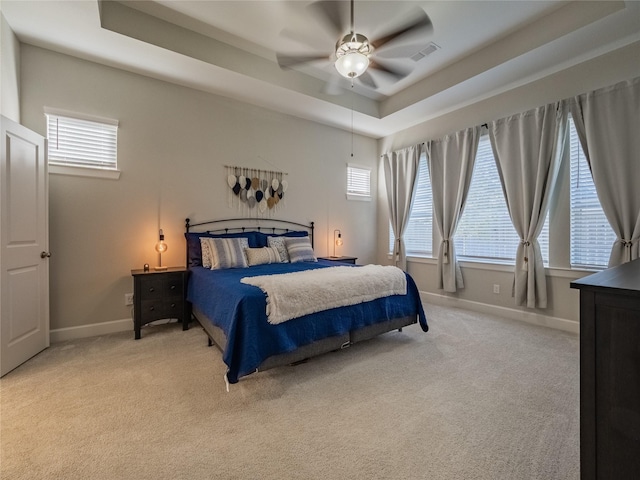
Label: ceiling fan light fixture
xmin=335 ymin=51 xmax=369 ymax=78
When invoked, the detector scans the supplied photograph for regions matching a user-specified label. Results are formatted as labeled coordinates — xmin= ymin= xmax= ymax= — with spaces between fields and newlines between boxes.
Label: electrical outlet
xmin=493 ymin=284 xmax=500 ymax=294
xmin=124 ymin=293 xmax=134 ymax=306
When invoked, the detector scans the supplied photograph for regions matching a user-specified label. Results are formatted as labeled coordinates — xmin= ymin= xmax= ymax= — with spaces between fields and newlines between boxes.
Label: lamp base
xmin=154 ymin=266 xmax=168 ymax=271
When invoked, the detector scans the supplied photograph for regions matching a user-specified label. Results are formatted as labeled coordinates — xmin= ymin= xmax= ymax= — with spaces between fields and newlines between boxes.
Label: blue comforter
xmin=187 ymin=260 xmax=427 ymax=383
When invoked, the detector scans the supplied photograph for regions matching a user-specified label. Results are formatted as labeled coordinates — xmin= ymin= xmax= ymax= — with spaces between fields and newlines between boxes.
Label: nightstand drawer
xmin=163 ymin=274 xmax=183 ymax=297
xmin=141 ymin=276 xmax=164 ymax=299
xmin=140 ymin=299 xmax=168 ymax=322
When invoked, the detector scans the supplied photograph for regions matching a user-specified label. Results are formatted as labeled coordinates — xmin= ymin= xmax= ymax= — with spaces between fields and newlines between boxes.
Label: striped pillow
xmin=201 ymin=237 xmax=249 ymax=269
xmin=285 ymin=237 xmax=317 ymax=263
xmin=245 ymin=247 xmax=282 ymax=266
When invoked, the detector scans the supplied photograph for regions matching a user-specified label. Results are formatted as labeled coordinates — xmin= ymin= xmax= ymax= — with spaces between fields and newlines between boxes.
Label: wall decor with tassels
xmin=226 ymin=165 xmax=288 ymax=216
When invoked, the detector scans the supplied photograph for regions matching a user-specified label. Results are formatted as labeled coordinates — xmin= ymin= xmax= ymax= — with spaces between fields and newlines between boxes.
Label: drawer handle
xmin=170 ymin=303 xmax=176 ymax=308
xmin=149 ymin=306 xmax=155 ymax=311
xmin=149 ymin=287 xmax=155 ymax=293
xmin=170 ymin=285 xmax=176 ymax=290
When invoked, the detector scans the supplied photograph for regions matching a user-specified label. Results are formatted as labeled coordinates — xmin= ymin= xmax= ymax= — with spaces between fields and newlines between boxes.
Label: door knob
xmin=40 ymin=251 xmax=51 ymax=258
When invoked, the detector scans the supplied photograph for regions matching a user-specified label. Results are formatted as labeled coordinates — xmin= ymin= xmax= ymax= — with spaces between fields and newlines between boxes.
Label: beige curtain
xmin=427 ymin=127 xmax=481 ymax=292
xmin=383 ymin=145 xmax=421 ymax=270
xmin=489 ymin=103 xmax=568 ymax=308
xmin=569 ymin=77 xmax=640 ymax=267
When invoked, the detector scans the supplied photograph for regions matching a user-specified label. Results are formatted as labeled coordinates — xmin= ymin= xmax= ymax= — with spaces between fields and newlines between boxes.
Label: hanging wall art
xmin=226 ymin=165 xmax=288 ymax=216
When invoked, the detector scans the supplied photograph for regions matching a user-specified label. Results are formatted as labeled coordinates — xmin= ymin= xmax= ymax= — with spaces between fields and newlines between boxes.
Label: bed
xmin=184 ymin=218 xmax=428 ymax=385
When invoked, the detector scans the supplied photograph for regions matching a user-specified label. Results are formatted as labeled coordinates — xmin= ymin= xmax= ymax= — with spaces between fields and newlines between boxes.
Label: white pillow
xmin=201 ymin=237 xmax=249 ymax=269
xmin=285 ymin=237 xmax=317 ymax=263
xmin=245 ymin=247 xmax=282 ymax=266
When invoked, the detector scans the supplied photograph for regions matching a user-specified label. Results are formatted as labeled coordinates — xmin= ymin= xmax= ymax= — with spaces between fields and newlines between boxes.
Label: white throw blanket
xmin=240 ymin=264 xmax=407 ymax=325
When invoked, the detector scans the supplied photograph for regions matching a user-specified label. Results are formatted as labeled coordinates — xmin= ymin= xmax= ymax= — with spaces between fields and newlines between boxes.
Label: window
xmin=389 ymin=154 xmax=432 ymax=255
xmin=455 ymin=135 xmax=549 ymax=263
xmin=45 ymin=108 xmax=119 ymax=178
xmin=569 ymin=117 xmax=616 ymax=269
xmin=347 ymin=164 xmax=371 ymax=200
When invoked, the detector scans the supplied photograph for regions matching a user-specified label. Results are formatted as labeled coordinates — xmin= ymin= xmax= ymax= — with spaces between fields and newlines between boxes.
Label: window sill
xmin=49 ymin=164 xmax=121 ymax=180
xmin=346 ymin=194 xmax=371 ymax=201
xmin=392 ymin=253 xmax=602 ymax=279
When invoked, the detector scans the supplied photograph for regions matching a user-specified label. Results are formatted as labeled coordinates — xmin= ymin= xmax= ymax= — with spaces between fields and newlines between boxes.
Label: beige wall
xmin=20 ymin=45 xmax=378 ymax=331
xmin=377 ymin=41 xmax=640 ymax=324
xmin=1 ymin=13 xmax=20 ymax=122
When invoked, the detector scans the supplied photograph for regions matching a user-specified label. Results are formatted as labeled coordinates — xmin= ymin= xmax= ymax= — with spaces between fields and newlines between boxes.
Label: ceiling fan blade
xmin=371 ymin=9 xmax=433 ymax=50
xmin=375 ymin=43 xmax=425 ymax=59
xmin=308 ymin=1 xmax=348 ymax=39
xmin=322 ymin=74 xmax=347 ymax=95
xmin=369 ymin=60 xmax=412 ymax=80
xmin=357 ymin=71 xmax=378 ymax=90
xmin=277 ymin=53 xmax=331 ymax=70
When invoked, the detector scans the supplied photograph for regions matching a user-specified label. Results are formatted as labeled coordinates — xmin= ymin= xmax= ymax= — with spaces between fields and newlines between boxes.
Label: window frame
xmin=346 ymin=164 xmax=371 ymax=201
xmin=45 ymin=107 xmax=120 ymax=180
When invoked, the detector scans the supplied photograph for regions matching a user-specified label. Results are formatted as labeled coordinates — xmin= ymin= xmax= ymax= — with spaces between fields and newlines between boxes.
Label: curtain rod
xmin=380 ymin=142 xmax=425 ymax=158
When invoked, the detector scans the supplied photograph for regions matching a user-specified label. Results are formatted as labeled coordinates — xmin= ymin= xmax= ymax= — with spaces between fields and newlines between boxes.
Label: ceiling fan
xmin=276 ymin=0 xmax=433 ymax=91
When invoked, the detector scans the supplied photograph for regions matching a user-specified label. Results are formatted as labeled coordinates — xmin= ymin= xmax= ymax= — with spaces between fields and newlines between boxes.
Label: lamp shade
xmin=335 ymin=52 xmax=369 ymax=79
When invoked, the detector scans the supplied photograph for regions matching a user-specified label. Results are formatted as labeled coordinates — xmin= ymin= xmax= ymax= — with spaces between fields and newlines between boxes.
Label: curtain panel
xmin=426 ymin=127 xmax=481 ymax=292
xmin=569 ymin=77 xmax=640 ymax=267
xmin=383 ymin=145 xmax=421 ymax=270
xmin=489 ymin=103 xmax=568 ymax=309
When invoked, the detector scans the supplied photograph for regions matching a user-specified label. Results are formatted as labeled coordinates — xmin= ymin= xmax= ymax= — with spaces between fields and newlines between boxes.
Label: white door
xmin=0 ymin=115 xmax=49 ymax=376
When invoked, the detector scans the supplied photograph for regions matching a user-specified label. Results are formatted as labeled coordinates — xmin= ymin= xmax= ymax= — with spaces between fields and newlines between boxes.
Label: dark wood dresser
xmin=571 ymin=258 xmax=640 ymax=480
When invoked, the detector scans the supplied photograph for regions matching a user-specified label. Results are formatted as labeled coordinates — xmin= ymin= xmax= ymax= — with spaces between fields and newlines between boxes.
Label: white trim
xmin=346 ymin=193 xmax=371 ymax=201
xmin=43 ymin=106 xmax=119 ymax=126
xmin=49 ymin=164 xmax=121 ymax=180
xmin=50 ymin=318 xmax=131 ymax=343
xmin=402 ymin=255 xmax=599 ymax=279
xmin=421 ymin=291 xmax=579 ymax=334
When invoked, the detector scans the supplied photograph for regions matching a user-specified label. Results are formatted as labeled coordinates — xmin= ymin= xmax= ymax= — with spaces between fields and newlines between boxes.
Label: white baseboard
xmin=421 ymin=291 xmax=579 ymax=334
xmin=50 ymin=318 xmax=132 ymax=343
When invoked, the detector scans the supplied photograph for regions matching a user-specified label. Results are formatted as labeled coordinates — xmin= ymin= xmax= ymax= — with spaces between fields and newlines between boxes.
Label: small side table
xmin=317 ymin=256 xmax=358 ymax=265
xmin=131 ymin=267 xmax=190 ymax=339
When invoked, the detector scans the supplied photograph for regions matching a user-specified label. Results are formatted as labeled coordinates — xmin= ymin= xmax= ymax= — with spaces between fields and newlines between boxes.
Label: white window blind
xmin=390 ymin=154 xmax=432 ymax=255
xmin=347 ymin=164 xmax=371 ymax=198
xmin=569 ymin=117 xmax=616 ymax=269
xmin=45 ymin=110 xmax=118 ymax=170
xmin=455 ymin=135 xmax=549 ymax=263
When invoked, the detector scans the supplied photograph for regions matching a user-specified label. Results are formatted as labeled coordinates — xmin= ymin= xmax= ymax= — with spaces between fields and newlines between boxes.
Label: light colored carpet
xmin=0 ymin=303 xmax=579 ymax=480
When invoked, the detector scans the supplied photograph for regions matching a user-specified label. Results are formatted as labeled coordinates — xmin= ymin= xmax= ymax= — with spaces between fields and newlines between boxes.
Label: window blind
xmin=455 ymin=135 xmax=549 ymax=262
xmin=403 ymin=155 xmax=432 ymax=255
xmin=46 ymin=111 xmax=118 ymax=170
xmin=347 ymin=164 xmax=371 ymax=198
xmin=569 ymin=117 xmax=616 ymax=269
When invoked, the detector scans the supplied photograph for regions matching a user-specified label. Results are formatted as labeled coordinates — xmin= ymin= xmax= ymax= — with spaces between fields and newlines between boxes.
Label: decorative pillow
xmin=201 ymin=237 xmax=249 ymax=269
xmin=187 ymin=232 xmax=261 ymax=267
xmin=245 ymin=247 xmax=282 ymax=266
xmin=200 ymin=237 xmax=213 ymax=268
xmin=267 ymin=236 xmax=290 ymax=263
xmin=285 ymin=237 xmax=317 ymax=263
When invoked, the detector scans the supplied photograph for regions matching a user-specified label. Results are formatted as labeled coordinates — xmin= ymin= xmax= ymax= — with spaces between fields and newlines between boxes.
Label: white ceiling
xmin=2 ymin=1 xmax=639 ymax=138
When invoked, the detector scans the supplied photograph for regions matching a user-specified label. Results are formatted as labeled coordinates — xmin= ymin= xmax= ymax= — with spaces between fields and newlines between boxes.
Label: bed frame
xmin=185 ymin=217 xmax=417 ymax=376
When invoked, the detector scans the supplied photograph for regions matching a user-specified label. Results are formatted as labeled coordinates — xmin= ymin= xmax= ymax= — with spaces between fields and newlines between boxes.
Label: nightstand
xmin=318 ymin=256 xmax=358 ymax=265
xmin=131 ymin=267 xmax=190 ymax=339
